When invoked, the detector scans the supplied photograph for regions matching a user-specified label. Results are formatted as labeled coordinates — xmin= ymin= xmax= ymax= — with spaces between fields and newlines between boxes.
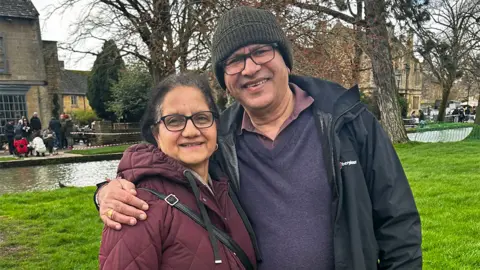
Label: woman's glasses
xmin=155 ymin=111 xmax=216 ymax=132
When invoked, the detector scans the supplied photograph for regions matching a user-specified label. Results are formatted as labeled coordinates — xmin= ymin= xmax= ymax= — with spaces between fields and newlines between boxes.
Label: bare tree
xmin=407 ymin=0 xmax=480 ymax=121
xmin=49 ymin=0 xmax=238 ymax=85
xmin=464 ymin=52 xmax=480 ymax=125
xmin=290 ymin=0 xmax=410 ymax=142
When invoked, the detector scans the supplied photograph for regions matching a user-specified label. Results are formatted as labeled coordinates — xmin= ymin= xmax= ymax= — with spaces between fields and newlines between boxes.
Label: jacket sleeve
xmin=363 ymin=115 xmax=422 ymax=269
xmin=99 ymin=190 xmax=164 ymax=269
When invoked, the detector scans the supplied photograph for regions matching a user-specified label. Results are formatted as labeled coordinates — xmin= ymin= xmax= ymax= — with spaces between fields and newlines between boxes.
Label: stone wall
xmin=91 ymin=121 xmax=142 ymax=145
xmin=25 ymin=85 xmax=50 ymax=126
xmin=0 ymin=17 xmax=46 ymax=81
xmin=42 ymin=41 xmax=62 ymax=119
xmin=63 ymin=94 xmax=93 ymax=112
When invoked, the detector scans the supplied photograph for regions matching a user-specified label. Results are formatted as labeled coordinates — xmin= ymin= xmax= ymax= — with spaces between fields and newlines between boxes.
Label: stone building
xmin=294 ymin=22 xmax=424 ymax=113
xmin=0 ymin=0 xmax=51 ymax=136
xmin=59 ymin=64 xmax=92 ymax=113
xmin=0 ymin=0 xmax=89 ymax=138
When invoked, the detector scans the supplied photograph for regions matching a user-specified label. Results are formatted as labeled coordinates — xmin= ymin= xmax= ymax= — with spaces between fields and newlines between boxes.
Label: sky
xmin=31 ymin=0 xmax=99 ymax=71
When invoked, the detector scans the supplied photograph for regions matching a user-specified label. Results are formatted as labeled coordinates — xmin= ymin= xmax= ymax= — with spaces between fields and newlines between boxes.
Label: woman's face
xmin=154 ymin=86 xmax=217 ymax=170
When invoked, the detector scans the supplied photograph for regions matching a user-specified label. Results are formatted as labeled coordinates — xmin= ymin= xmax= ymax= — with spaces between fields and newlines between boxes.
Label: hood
xmin=117 ymin=143 xmax=189 ymax=185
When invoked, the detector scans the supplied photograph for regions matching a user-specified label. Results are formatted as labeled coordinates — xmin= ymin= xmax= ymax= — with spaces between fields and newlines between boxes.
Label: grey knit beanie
xmin=212 ymin=6 xmax=293 ymax=89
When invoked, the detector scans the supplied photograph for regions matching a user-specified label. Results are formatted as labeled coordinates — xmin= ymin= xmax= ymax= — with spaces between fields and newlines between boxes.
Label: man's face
xmin=223 ymin=44 xmax=290 ymax=112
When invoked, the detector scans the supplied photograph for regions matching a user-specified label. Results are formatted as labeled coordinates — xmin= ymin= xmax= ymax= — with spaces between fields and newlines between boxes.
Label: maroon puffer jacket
xmin=99 ymin=143 xmax=256 ymax=270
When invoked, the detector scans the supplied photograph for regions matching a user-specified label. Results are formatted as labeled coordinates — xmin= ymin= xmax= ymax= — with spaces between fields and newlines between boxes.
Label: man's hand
xmin=98 ymin=179 xmax=149 ymax=230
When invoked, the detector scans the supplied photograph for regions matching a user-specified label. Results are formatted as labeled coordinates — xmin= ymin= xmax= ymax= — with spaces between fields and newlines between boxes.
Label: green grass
xmin=69 ymin=144 xmax=131 ymax=155
xmin=395 ymin=141 xmax=480 ymax=269
xmin=0 ymin=187 xmax=102 ymax=269
xmin=0 ymin=141 xmax=479 ymax=269
xmin=0 ymin=157 xmax=17 ymax=162
xmin=406 ymin=122 xmax=474 ymax=133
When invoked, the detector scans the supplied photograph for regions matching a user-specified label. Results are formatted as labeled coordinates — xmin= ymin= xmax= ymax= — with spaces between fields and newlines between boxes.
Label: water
xmin=0 ymin=160 xmax=120 ymax=195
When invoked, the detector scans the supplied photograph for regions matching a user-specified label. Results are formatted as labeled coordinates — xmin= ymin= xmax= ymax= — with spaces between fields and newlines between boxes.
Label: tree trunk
xmin=475 ymin=94 xmax=480 ymax=125
xmin=437 ymin=87 xmax=451 ymax=122
xmin=364 ymin=0 xmax=409 ymax=143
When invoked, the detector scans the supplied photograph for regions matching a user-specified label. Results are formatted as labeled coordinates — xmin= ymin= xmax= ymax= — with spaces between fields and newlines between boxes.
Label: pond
xmin=0 ymin=160 xmax=120 ymax=195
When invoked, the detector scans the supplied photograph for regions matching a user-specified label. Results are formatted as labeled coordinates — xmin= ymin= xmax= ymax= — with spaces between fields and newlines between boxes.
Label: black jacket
xmin=5 ymin=122 xmax=15 ymax=137
xmin=30 ymin=116 xmax=42 ymax=131
xmin=212 ymin=75 xmax=422 ymax=270
xmin=49 ymin=119 xmax=61 ymax=133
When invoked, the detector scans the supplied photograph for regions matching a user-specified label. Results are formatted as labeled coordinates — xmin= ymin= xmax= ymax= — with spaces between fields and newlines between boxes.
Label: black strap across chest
xmin=138 ymin=187 xmax=255 ymax=270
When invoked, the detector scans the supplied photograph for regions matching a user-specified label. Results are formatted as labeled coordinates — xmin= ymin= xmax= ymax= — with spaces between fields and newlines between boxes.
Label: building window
xmin=0 ymin=95 xmax=27 ymax=136
xmin=413 ymin=96 xmax=420 ymax=110
xmin=71 ymin=95 xmax=78 ymax=106
xmin=0 ymin=36 xmax=6 ymax=73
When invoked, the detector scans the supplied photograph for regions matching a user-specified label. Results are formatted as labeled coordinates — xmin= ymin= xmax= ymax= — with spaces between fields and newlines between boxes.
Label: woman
xmin=99 ymin=73 xmax=258 ymax=270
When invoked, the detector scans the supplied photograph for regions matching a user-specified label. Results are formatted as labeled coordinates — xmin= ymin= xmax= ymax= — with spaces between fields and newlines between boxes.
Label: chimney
xmin=406 ymin=30 xmax=414 ymax=54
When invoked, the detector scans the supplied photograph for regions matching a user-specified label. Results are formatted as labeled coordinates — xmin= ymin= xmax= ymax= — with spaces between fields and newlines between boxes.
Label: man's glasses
xmin=154 ymin=111 xmax=217 ymax=132
xmin=223 ymin=43 xmax=278 ymax=75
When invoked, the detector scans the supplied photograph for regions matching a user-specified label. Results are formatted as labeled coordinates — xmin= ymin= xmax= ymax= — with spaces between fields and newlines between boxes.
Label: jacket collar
xmin=218 ymin=75 xmax=361 ymax=137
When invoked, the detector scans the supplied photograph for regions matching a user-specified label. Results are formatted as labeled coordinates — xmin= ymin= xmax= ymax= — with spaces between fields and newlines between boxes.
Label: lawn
xmin=395 ymin=141 xmax=480 ymax=269
xmin=0 ymin=141 xmax=479 ymax=269
xmin=0 ymin=187 xmax=102 ymax=269
xmin=69 ymin=144 xmax=131 ymax=155
xmin=0 ymin=157 xmax=17 ymax=162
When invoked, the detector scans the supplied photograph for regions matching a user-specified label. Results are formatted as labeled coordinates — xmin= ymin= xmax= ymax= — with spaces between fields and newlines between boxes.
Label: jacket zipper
xmin=329 ymin=101 xmax=362 ymax=224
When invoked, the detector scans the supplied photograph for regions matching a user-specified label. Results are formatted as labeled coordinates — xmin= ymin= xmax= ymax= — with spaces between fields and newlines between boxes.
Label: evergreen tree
xmin=87 ymin=40 xmax=124 ymax=120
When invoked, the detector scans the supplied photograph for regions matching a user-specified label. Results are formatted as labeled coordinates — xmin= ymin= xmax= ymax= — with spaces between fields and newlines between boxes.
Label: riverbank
xmin=0 ymin=145 xmax=130 ymax=168
xmin=1 ymin=141 xmax=479 ymax=269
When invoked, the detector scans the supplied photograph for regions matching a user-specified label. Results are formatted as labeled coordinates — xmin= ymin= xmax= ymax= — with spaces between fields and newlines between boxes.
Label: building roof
xmin=61 ymin=69 xmax=89 ymax=95
xmin=0 ymin=0 xmax=39 ymax=19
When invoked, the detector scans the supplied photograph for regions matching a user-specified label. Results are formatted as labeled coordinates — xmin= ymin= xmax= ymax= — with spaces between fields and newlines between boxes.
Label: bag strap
xmin=138 ymin=187 xmax=255 ymax=270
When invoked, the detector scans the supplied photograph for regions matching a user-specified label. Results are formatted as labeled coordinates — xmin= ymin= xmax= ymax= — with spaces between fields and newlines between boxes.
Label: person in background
xmin=60 ymin=113 xmax=68 ymax=149
xmin=5 ymin=120 xmax=15 ymax=156
xmin=21 ymin=116 xmax=32 ymax=140
xmin=63 ymin=114 xmax=74 ymax=149
xmin=30 ymin=112 xmax=42 ymax=133
xmin=49 ymin=116 xmax=62 ymax=149
xmin=13 ymin=134 xmax=29 ymax=157
xmin=31 ymin=131 xmax=47 ymax=157
xmin=419 ymin=109 xmax=426 ymax=128
xmin=43 ymin=128 xmax=56 ymax=156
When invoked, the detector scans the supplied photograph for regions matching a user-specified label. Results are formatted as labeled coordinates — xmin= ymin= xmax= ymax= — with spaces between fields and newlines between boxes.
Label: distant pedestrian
xmin=13 ymin=134 xmax=29 ymax=157
xmin=63 ymin=114 xmax=74 ymax=149
xmin=31 ymin=131 xmax=47 ymax=157
xmin=49 ymin=117 xmax=62 ymax=148
xmin=5 ymin=120 xmax=15 ymax=155
xmin=30 ymin=112 xmax=42 ymax=133
xmin=43 ymin=128 xmax=56 ymax=155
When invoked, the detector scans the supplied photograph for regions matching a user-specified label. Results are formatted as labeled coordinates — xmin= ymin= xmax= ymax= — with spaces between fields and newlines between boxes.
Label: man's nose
xmin=241 ymin=57 xmax=261 ymax=76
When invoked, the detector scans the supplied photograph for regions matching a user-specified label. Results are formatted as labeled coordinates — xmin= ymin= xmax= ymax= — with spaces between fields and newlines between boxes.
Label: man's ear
xmin=287 ymin=67 xmax=291 ymax=74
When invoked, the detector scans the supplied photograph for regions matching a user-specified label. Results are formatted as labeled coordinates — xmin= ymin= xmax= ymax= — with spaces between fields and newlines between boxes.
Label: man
xmin=48 ymin=116 xmax=62 ymax=149
xmin=5 ymin=120 xmax=15 ymax=155
xmin=94 ymin=6 xmax=421 ymax=269
xmin=30 ymin=112 xmax=42 ymax=133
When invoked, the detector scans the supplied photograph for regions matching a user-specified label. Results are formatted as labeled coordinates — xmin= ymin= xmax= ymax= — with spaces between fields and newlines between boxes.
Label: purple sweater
xmin=236 ymin=107 xmax=334 ymax=270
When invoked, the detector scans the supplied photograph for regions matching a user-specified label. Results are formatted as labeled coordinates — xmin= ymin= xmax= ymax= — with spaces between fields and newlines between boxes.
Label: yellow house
xmin=60 ymin=68 xmax=92 ymax=112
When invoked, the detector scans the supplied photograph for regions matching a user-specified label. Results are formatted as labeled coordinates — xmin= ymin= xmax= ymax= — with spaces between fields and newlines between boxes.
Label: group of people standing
xmin=4 ymin=112 xmax=73 ymax=157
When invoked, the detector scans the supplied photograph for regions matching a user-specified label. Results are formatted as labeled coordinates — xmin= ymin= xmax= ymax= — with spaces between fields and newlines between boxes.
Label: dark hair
xmin=141 ymin=72 xmax=219 ymax=146
xmin=33 ymin=130 xmax=41 ymax=138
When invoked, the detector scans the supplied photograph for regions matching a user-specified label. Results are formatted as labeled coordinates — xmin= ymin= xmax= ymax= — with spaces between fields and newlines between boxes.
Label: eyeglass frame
xmin=221 ymin=43 xmax=279 ymax=75
xmin=152 ymin=111 xmax=218 ymax=132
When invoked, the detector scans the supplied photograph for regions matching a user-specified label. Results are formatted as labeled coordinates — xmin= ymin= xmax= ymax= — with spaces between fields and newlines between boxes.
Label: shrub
xmin=69 ymin=110 xmax=99 ymax=126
